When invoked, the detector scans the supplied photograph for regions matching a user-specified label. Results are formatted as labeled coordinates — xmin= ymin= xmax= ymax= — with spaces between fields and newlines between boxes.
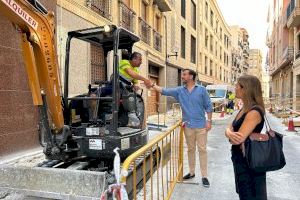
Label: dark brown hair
xmin=183 ymin=68 xmax=197 ymax=81
xmin=237 ymin=75 xmax=265 ymax=114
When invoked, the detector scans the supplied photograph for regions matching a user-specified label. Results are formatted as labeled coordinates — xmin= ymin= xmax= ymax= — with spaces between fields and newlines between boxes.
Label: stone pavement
xmin=171 ymin=112 xmax=300 ymax=200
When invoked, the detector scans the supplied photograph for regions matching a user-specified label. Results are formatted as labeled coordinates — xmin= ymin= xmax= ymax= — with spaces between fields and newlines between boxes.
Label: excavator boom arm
xmin=0 ymin=0 xmax=64 ymax=132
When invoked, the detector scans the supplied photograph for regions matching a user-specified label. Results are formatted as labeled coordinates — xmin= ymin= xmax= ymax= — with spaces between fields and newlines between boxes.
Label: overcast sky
xmin=216 ymin=0 xmax=269 ymax=63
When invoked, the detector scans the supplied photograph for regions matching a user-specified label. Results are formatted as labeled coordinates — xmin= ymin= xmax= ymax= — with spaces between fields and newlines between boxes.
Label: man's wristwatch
xmin=207 ymin=119 xmax=212 ymax=123
xmin=151 ymin=82 xmax=155 ymax=87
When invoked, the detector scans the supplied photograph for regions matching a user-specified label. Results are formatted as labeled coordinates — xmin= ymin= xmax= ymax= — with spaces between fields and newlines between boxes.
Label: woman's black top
xmin=231 ymin=106 xmax=265 ymax=153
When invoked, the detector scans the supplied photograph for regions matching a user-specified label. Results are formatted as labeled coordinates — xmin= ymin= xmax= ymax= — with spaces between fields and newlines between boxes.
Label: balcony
xmin=243 ymin=52 xmax=249 ymax=59
xmin=287 ymin=0 xmax=295 ymax=19
xmin=153 ymin=30 xmax=162 ymax=52
xmin=153 ymin=0 xmax=172 ymax=12
xmin=238 ymin=41 xmax=243 ymax=49
xmin=287 ymin=0 xmax=300 ymax=28
xmin=243 ymin=41 xmax=249 ymax=46
xmin=119 ymin=1 xmax=136 ymax=33
xmin=139 ymin=17 xmax=151 ymax=44
xmin=282 ymin=46 xmax=294 ymax=61
xmin=244 ymin=63 xmax=250 ymax=69
xmin=88 ymin=0 xmax=111 ymax=21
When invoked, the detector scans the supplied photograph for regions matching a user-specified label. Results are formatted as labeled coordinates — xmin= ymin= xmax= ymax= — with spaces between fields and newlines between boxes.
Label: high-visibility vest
xmin=119 ymin=59 xmax=139 ymax=84
xmin=228 ymin=93 xmax=235 ymax=100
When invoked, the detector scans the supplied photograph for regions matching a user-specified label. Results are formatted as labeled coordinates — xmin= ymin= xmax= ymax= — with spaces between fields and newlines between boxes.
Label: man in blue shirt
xmin=152 ymin=69 xmax=213 ymax=187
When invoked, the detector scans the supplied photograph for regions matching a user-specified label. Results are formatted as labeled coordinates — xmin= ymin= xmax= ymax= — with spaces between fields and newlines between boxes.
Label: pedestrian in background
xmin=225 ymin=75 xmax=267 ymax=200
xmin=152 ymin=69 xmax=213 ymax=187
xmin=226 ymin=91 xmax=235 ymax=114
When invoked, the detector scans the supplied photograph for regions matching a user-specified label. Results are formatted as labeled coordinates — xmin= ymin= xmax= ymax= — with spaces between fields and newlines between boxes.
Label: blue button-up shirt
xmin=162 ymin=84 xmax=213 ymax=128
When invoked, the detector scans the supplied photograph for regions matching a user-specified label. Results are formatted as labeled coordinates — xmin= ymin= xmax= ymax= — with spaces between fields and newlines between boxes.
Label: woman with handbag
xmin=225 ymin=75 xmax=267 ymax=200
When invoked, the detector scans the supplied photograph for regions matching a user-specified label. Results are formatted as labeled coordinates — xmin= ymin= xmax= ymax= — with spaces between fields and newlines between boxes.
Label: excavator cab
xmin=45 ymin=25 xmax=148 ymax=165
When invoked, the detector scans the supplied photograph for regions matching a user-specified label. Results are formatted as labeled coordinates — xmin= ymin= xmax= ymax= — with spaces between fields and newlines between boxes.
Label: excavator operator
xmin=119 ymin=52 xmax=153 ymax=127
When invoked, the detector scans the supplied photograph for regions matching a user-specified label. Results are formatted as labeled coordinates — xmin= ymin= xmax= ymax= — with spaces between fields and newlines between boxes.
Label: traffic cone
xmin=287 ymin=116 xmax=296 ymax=132
xmin=220 ymin=106 xmax=225 ymax=118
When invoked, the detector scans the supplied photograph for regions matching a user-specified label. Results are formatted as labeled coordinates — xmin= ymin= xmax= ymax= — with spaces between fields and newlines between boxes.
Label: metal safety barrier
xmin=121 ymin=121 xmax=184 ymax=200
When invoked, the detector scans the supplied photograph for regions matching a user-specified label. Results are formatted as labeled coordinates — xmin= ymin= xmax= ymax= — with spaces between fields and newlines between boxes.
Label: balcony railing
xmin=287 ymin=0 xmax=295 ymax=19
xmin=88 ymin=0 xmax=112 ymax=21
xmin=119 ymin=0 xmax=136 ymax=33
xmin=153 ymin=30 xmax=162 ymax=52
xmin=282 ymin=46 xmax=294 ymax=61
xmin=238 ymin=41 xmax=243 ymax=48
xmin=139 ymin=17 xmax=151 ymax=44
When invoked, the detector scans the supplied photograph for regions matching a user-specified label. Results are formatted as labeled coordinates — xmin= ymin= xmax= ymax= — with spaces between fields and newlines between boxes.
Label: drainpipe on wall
xmin=164 ymin=14 xmax=167 ymax=122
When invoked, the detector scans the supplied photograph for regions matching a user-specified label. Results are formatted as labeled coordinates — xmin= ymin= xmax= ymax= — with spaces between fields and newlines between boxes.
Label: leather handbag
xmin=244 ymin=116 xmax=286 ymax=172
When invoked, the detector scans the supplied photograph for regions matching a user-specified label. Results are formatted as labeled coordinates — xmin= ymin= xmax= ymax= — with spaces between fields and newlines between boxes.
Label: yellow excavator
xmin=0 ymin=0 xmax=156 ymax=198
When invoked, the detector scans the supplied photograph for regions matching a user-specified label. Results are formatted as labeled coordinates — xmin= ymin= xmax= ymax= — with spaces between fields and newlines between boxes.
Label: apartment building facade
xmin=0 ymin=0 xmax=236 ymax=156
xmin=241 ymin=28 xmax=250 ymax=74
xmin=248 ymin=49 xmax=263 ymax=81
xmin=266 ymin=0 xmax=299 ymax=110
xmin=230 ymin=25 xmax=244 ymax=84
xmin=198 ymin=0 xmax=232 ymax=86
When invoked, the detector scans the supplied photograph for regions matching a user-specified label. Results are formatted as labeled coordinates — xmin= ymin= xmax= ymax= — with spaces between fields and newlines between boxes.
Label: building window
xmin=155 ymin=15 xmax=161 ymax=32
xmin=216 ymin=20 xmax=219 ymax=33
xmin=119 ymin=0 xmax=136 ymax=32
xmin=205 ymin=56 xmax=208 ymax=74
xmin=210 ymin=60 xmax=213 ymax=76
xmin=90 ymin=0 xmax=112 ymax=21
xmin=297 ymin=34 xmax=300 ymax=57
xmin=181 ymin=26 xmax=186 ymax=58
xmin=220 ymin=47 xmax=222 ymax=60
xmin=210 ymin=9 xmax=214 ymax=27
xmin=215 ymin=41 xmax=218 ymax=56
xmin=139 ymin=2 xmax=151 ymax=44
xmin=191 ymin=35 xmax=196 ymax=63
xmin=226 ymin=54 xmax=229 ymax=66
xmin=191 ymin=0 xmax=196 ymax=29
xmin=141 ymin=1 xmax=147 ymax=20
xmin=205 ymin=1 xmax=208 ymax=21
xmin=210 ymin=35 xmax=213 ymax=53
xmin=149 ymin=65 xmax=159 ymax=77
xmin=181 ymin=0 xmax=186 ymax=18
xmin=153 ymin=15 xmax=162 ymax=52
xmin=219 ymin=66 xmax=222 ymax=80
xmin=220 ymin=27 xmax=222 ymax=40
xmin=205 ymin=28 xmax=208 ymax=48
xmin=91 ymin=44 xmax=105 ymax=83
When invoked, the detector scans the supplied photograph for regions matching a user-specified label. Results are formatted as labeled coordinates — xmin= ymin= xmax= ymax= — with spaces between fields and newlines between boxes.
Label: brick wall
xmin=0 ymin=0 xmax=56 ymax=157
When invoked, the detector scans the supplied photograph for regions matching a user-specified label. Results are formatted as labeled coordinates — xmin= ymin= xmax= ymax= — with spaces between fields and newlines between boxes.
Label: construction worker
xmin=227 ymin=91 xmax=235 ymax=114
xmin=119 ymin=52 xmax=153 ymax=127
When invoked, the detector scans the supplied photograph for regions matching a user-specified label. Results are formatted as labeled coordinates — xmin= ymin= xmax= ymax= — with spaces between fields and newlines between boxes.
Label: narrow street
xmin=171 ymin=113 xmax=300 ymax=200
